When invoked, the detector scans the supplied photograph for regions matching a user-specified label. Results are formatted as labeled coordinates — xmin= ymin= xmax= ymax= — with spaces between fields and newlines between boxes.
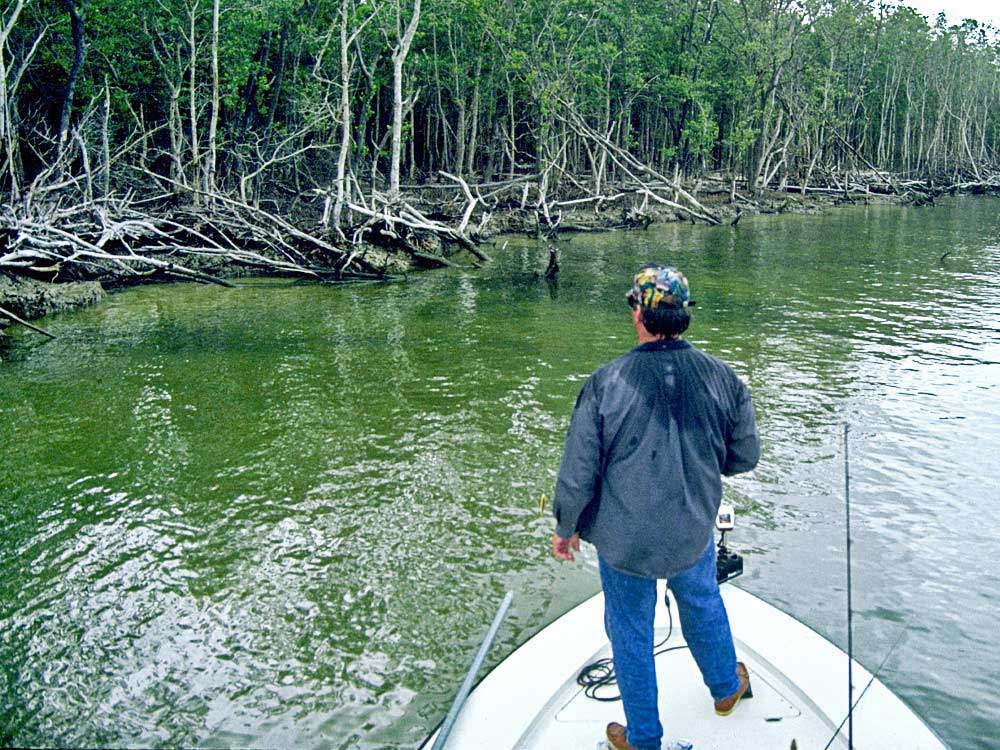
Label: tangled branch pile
xmin=0 ymin=135 xmax=494 ymax=296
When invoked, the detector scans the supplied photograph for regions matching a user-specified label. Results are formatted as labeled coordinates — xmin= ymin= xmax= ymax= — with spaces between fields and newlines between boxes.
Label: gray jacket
xmin=553 ymin=339 xmax=759 ymax=579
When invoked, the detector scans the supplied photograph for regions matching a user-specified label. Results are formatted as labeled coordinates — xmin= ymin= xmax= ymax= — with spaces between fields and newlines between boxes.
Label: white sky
xmin=896 ymin=0 xmax=1000 ymax=29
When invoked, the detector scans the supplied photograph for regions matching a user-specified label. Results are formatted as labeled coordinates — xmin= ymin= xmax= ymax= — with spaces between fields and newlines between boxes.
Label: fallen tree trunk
xmin=0 ymin=303 xmax=57 ymax=338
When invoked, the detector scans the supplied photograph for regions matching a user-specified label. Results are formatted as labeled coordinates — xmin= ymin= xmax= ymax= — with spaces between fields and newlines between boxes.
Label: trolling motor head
xmin=716 ymin=503 xmax=744 ymax=584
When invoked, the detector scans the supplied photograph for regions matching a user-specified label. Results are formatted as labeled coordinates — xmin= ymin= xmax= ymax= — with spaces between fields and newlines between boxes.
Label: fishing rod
xmin=845 ymin=423 xmax=854 ymax=750
xmin=821 ymin=424 xmax=910 ymax=750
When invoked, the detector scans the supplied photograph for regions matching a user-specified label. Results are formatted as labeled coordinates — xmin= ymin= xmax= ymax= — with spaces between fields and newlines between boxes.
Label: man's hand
xmin=551 ymin=532 xmax=581 ymax=561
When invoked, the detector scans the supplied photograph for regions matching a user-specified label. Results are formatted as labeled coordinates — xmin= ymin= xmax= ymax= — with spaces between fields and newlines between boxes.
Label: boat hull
xmin=422 ymin=583 xmax=948 ymax=749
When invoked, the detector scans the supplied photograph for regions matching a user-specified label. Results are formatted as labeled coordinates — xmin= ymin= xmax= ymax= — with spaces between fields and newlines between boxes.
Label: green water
xmin=2 ymin=197 xmax=998 ymax=750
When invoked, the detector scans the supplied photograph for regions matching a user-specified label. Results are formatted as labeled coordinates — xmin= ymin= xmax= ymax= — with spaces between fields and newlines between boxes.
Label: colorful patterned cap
xmin=627 ymin=264 xmax=694 ymax=310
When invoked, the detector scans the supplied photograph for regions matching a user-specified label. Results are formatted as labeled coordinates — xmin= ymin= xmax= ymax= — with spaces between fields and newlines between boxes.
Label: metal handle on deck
xmin=431 ymin=590 xmax=515 ymax=750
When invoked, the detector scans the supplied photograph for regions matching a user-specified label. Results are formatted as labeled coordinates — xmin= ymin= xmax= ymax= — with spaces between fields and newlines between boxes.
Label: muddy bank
xmin=476 ymin=187 xmax=847 ymax=238
xmin=0 ymin=273 xmax=105 ymax=337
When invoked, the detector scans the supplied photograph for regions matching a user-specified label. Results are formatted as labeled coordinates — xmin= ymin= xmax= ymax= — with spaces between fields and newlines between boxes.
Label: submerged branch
xmin=0 ymin=304 xmax=57 ymax=338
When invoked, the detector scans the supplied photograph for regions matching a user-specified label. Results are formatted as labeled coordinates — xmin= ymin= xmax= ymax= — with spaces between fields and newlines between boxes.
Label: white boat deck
xmin=424 ymin=584 xmax=948 ymax=750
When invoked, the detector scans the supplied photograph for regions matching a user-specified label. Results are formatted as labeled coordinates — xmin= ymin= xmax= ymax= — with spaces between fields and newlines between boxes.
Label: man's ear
xmin=632 ymin=306 xmax=648 ymax=338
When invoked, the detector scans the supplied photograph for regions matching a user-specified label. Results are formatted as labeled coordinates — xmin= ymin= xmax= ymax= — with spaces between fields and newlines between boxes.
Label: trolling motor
xmin=715 ymin=503 xmax=744 ymax=584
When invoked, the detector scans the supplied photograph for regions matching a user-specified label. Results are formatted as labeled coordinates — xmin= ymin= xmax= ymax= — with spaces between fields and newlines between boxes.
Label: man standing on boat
xmin=551 ymin=264 xmax=760 ymax=750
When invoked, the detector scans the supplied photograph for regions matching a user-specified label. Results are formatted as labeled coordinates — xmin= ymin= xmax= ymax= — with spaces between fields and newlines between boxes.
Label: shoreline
xmin=0 ymin=183 xmax=987 ymax=341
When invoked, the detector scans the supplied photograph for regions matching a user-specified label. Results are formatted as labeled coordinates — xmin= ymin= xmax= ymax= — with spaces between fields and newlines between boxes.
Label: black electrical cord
xmin=575 ymin=589 xmax=689 ymax=702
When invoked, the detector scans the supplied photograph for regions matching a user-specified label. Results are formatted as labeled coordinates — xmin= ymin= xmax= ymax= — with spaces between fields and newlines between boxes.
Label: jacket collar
xmin=634 ymin=338 xmax=691 ymax=352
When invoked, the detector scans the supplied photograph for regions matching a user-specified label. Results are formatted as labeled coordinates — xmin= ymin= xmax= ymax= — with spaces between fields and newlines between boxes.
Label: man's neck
xmin=637 ymin=332 xmax=681 ymax=345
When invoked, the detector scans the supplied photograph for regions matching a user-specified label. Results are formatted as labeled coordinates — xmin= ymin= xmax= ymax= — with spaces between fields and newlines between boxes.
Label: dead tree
xmin=388 ymin=0 xmax=420 ymax=203
xmin=56 ymin=0 xmax=89 ymax=158
xmin=1 ymin=0 xmax=46 ymax=201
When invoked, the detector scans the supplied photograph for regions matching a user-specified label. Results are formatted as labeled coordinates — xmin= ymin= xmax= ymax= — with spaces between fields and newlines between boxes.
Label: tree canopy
xmin=2 ymin=0 xmax=998 ymax=214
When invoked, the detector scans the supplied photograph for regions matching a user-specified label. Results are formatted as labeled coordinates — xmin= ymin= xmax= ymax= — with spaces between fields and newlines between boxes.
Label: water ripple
xmin=2 ymin=197 xmax=999 ymax=749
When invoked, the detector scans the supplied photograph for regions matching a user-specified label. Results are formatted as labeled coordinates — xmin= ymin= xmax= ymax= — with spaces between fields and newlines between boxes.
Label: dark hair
xmin=641 ymin=304 xmax=691 ymax=337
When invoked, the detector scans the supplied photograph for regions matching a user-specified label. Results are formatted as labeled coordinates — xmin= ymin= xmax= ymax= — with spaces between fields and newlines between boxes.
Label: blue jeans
xmin=599 ymin=538 xmax=740 ymax=750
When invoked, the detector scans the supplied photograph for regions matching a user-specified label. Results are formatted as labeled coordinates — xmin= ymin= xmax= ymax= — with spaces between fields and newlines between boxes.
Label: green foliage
xmin=3 ymin=0 xmax=999 ymax=191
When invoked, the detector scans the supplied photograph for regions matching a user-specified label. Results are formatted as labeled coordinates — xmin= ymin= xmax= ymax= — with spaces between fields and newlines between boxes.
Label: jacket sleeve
xmin=722 ymin=379 xmax=760 ymax=476
xmin=553 ymin=378 xmax=602 ymax=539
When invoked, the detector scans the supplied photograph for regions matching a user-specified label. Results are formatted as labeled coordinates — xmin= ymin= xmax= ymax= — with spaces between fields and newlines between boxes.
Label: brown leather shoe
xmin=714 ymin=661 xmax=753 ymax=716
xmin=606 ymin=721 xmax=638 ymax=750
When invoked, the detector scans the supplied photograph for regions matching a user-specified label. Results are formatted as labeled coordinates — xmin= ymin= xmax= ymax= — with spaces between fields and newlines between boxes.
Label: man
xmin=551 ymin=264 xmax=760 ymax=750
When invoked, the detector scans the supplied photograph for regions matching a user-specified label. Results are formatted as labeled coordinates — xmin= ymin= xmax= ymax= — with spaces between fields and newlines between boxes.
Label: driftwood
xmin=346 ymin=199 xmax=491 ymax=264
xmin=2 ymin=150 xmax=414 ymax=295
xmin=0 ymin=304 xmax=57 ymax=338
xmin=1 ymin=198 xmax=328 ymax=287
xmin=0 ymin=113 xmax=502 ymax=306
xmin=366 ymin=165 xmax=999 ymax=249
xmin=553 ymin=193 xmax=627 ymax=209
xmin=553 ymin=98 xmax=723 ymax=226
xmin=830 ymin=132 xmax=899 ymax=194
